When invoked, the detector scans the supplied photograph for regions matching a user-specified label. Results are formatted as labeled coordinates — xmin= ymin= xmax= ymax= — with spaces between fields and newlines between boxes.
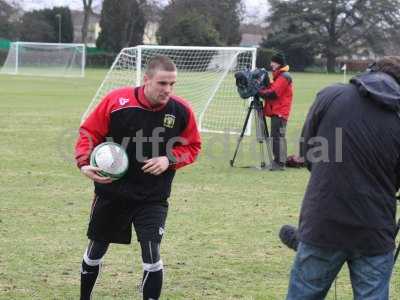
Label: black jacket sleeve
xmin=300 ymin=87 xmax=338 ymax=171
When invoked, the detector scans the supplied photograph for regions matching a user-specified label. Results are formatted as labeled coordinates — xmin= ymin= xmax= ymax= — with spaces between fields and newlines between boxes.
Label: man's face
xmin=270 ymin=61 xmax=280 ymax=71
xmin=143 ymin=70 xmax=177 ymax=107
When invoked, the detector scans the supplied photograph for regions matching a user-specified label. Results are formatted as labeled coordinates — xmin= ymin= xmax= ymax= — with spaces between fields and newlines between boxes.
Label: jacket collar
xmin=272 ymin=65 xmax=290 ymax=79
xmin=137 ymin=86 xmax=169 ymax=111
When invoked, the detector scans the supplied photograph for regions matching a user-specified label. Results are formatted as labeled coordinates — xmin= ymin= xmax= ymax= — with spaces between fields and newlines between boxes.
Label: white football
xmin=90 ymin=142 xmax=129 ymax=180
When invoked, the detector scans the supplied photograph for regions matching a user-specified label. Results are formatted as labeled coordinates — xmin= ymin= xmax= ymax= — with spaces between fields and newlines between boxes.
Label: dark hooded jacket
xmin=298 ymin=71 xmax=400 ymax=255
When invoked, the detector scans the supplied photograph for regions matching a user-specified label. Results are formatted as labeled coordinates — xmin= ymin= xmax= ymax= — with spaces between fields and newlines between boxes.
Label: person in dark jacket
xmin=285 ymin=57 xmax=400 ymax=300
xmin=258 ymin=52 xmax=293 ymax=170
xmin=75 ymin=55 xmax=201 ymax=300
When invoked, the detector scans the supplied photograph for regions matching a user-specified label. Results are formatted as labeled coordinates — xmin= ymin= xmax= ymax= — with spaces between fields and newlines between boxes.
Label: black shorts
xmin=87 ymin=193 xmax=169 ymax=244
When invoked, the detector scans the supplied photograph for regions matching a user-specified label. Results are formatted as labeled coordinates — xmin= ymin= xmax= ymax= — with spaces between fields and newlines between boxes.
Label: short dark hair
xmin=145 ymin=55 xmax=177 ymax=77
xmin=374 ymin=56 xmax=400 ymax=84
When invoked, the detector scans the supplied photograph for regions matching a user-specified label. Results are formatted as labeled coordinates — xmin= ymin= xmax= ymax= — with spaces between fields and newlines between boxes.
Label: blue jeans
xmin=286 ymin=242 xmax=394 ymax=300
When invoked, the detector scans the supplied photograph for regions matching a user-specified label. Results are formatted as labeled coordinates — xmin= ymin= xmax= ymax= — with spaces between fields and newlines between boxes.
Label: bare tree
xmin=267 ymin=0 xmax=400 ymax=72
xmin=81 ymin=0 xmax=93 ymax=44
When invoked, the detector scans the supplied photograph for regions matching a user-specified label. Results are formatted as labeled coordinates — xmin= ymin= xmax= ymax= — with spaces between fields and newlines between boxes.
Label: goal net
xmin=82 ymin=45 xmax=256 ymax=134
xmin=0 ymin=42 xmax=85 ymax=77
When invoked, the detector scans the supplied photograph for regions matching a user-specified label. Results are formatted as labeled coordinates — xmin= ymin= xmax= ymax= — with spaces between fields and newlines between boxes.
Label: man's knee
xmin=82 ymin=240 xmax=109 ymax=267
xmin=140 ymin=240 xmax=161 ymax=265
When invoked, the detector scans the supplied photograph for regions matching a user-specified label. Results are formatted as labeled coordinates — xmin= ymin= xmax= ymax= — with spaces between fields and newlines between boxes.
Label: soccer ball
xmin=90 ymin=142 xmax=129 ymax=180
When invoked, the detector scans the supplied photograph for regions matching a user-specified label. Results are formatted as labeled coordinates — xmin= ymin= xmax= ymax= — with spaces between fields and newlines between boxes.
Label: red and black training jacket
xmin=75 ymin=86 xmax=201 ymax=203
xmin=258 ymin=66 xmax=293 ymax=120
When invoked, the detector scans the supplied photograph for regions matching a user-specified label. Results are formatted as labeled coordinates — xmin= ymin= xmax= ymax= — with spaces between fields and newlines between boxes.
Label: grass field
xmin=1 ymin=69 xmax=400 ymax=299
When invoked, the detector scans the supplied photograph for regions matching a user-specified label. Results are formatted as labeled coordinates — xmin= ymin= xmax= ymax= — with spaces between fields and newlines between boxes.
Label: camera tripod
xmin=230 ymin=95 xmax=273 ymax=169
xmin=394 ymin=213 xmax=400 ymax=263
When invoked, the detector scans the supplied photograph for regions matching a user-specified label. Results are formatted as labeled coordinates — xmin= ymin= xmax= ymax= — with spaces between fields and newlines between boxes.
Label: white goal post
xmin=82 ymin=45 xmax=257 ymax=134
xmin=0 ymin=42 xmax=85 ymax=77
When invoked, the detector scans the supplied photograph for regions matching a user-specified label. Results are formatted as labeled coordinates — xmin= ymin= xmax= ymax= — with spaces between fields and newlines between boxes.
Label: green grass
xmin=1 ymin=69 xmax=400 ymax=299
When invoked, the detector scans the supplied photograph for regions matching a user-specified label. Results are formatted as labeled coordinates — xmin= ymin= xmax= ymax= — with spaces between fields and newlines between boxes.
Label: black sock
xmin=142 ymin=269 xmax=163 ymax=300
xmin=80 ymin=260 xmax=100 ymax=300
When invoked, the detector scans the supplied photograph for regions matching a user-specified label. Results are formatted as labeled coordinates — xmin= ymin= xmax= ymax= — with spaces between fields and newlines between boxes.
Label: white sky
xmin=12 ymin=0 xmax=269 ymax=23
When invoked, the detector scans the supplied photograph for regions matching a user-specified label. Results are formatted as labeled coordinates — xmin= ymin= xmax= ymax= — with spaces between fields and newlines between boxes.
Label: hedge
xmin=86 ymin=52 xmax=117 ymax=68
xmin=0 ymin=47 xmax=377 ymax=72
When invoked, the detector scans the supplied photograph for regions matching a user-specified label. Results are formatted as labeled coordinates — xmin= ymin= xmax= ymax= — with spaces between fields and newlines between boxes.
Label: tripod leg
xmin=394 ymin=218 xmax=400 ymax=263
xmin=254 ymin=103 xmax=274 ymax=167
xmin=254 ymin=109 xmax=267 ymax=169
xmin=230 ymin=103 xmax=253 ymax=167
xmin=394 ymin=243 xmax=400 ymax=262
xmin=260 ymin=112 xmax=274 ymax=165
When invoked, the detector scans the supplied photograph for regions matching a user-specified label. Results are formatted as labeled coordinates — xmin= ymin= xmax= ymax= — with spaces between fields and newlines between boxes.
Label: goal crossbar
xmin=82 ymin=45 xmax=257 ymax=135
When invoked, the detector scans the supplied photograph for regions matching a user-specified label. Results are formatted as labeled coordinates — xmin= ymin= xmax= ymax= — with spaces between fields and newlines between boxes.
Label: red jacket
xmin=75 ymin=86 xmax=201 ymax=170
xmin=75 ymin=86 xmax=202 ymax=202
xmin=259 ymin=66 xmax=293 ymax=120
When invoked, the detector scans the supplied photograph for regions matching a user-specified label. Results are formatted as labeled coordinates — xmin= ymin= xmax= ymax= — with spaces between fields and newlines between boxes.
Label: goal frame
xmin=1 ymin=41 xmax=86 ymax=78
xmin=84 ymin=45 xmax=257 ymax=134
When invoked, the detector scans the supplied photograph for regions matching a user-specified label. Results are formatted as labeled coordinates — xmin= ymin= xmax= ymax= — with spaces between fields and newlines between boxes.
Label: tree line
xmin=263 ymin=0 xmax=400 ymax=72
xmin=1 ymin=0 xmax=400 ymax=72
xmin=0 ymin=0 xmax=242 ymax=48
xmin=0 ymin=2 xmax=73 ymax=43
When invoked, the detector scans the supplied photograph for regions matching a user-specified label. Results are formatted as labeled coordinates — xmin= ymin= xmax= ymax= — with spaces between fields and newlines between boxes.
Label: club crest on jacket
xmin=163 ymin=114 xmax=175 ymax=128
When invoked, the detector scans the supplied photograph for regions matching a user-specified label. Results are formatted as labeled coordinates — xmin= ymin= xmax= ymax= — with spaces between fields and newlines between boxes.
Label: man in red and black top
xmin=258 ymin=52 xmax=293 ymax=170
xmin=75 ymin=55 xmax=201 ymax=300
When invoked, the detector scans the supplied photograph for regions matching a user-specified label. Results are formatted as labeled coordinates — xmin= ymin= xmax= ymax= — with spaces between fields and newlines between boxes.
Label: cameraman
xmin=258 ymin=52 xmax=293 ymax=170
xmin=284 ymin=57 xmax=400 ymax=300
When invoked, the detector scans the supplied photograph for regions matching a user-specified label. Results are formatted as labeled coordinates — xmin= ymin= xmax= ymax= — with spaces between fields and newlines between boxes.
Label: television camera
xmin=234 ymin=68 xmax=270 ymax=99
xmin=230 ymin=68 xmax=273 ymax=169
